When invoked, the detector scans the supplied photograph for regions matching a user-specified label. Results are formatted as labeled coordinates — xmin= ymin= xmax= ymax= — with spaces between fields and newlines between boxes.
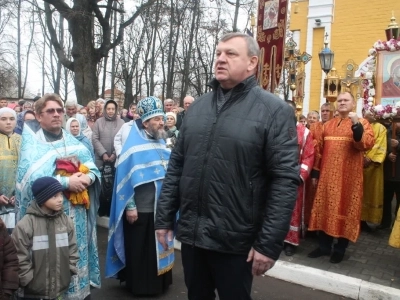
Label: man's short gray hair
xmin=164 ymin=99 xmax=174 ymax=104
xmin=220 ymin=32 xmax=260 ymax=57
xmin=321 ymin=103 xmax=331 ymax=109
xmin=307 ymin=110 xmax=320 ymax=118
xmin=65 ymin=99 xmax=78 ymax=108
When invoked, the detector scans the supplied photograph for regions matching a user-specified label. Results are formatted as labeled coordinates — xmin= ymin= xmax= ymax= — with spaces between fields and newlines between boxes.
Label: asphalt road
xmin=92 ymin=227 xmax=350 ymax=300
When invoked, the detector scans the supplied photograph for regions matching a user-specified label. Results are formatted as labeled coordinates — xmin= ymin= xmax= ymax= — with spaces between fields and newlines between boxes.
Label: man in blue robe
xmin=16 ymin=93 xmax=101 ymax=300
xmin=106 ymin=96 xmax=174 ymax=296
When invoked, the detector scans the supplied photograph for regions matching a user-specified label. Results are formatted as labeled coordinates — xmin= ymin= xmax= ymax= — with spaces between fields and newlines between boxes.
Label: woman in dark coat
xmin=0 ymin=218 xmax=18 ymax=299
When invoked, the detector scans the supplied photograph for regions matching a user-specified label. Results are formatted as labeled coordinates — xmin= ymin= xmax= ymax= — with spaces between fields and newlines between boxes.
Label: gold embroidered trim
xmin=324 ymin=136 xmax=353 ymax=142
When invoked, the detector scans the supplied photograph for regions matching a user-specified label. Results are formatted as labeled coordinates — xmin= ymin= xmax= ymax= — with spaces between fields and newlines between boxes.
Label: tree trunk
xmin=111 ymin=1 xmax=118 ymax=100
xmin=232 ymin=0 xmax=241 ymax=32
xmin=149 ymin=0 xmax=160 ymax=95
xmin=54 ymin=13 xmax=63 ymax=95
xmin=180 ymin=1 xmax=198 ymax=102
xmin=68 ymin=0 xmax=98 ymax=105
xmin=17 ymin=0 xmax=21 ymax=98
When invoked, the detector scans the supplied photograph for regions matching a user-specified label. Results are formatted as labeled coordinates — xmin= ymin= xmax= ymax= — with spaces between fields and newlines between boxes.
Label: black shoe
xmin=284 ymin=244 xmax=296 ymax=256
xmin=361 ymin=221 xmax=372 ymax=232
xmin=377 ymin=224 xmax=390 ymax=230
xmin=307 ymin=247 xmax=330 ymax=258
xmin=329 ymin=252 xmax=345 ymax=263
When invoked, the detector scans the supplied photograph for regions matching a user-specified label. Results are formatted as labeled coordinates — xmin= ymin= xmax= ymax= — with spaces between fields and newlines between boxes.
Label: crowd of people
xmin=0 ymin=92 xmax=195 ymax=299
xmin=0 ymin=31 xmax=398 ymax=300
xmin=288 ymin=98 xmax=400 ymax=264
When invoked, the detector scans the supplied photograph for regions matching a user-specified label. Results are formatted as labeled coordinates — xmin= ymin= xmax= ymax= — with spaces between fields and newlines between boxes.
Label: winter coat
xmin=176 ymin=110 xmax=185 ymax=130
xmin=12 ymin=201 xmax=78 ymax=299
xmin=92 ymin=116 xmax=124 ymax=169
xmin=155 ymin=75 xmax=300 ymax=260
xmin=0 ymin=219 xmax=18 ymax=300
xmin=114 ymin=120 xmax=134 ymax=157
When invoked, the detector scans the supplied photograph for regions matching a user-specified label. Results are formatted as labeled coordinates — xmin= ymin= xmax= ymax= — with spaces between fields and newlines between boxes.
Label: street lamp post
xmin=319 ymin=33 xmax=340 ymax=117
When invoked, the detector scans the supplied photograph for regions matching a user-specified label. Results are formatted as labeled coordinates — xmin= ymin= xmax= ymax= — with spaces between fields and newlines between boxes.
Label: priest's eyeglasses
xmin=42 ymin=108 xmax=64 ymax=115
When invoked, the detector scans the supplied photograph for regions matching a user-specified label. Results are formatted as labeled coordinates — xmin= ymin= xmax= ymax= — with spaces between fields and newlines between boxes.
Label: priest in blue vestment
xmin=106 ymin=96 xmax=174 ymax=296
xmin=16 ymin=93 xmax=101 ymax=300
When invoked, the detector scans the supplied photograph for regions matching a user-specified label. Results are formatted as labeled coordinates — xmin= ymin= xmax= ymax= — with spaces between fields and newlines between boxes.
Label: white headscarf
xmin=0 ymin=107 xmax=17 ymax=118
xmin=65 ymin=117 xmax=81 ymax=137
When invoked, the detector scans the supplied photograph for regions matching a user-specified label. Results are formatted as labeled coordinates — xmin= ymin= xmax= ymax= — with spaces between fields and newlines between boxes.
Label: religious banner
xmin=257 ymin=0 xmax=288 ymax=92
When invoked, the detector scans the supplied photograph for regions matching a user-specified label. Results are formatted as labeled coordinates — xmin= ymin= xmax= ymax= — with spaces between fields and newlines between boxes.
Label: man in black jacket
xmin=155 ymin=32 xmax=300 ymax=300
xmin=176 ymin=95 xmax=194 ymax=130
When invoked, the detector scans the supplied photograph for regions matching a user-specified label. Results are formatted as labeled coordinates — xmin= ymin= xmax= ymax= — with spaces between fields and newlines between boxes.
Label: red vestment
xmin=304 ymin=122 xmax=324 ymax=226
xmin=284 ymin=124 xmax=314 ymax=245
xmin=308 ymin=118 xmax=375 ymax=242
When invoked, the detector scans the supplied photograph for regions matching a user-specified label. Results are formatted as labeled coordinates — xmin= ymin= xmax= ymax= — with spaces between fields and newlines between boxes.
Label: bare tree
xmin=43 ymin=0 xmax=157 ymax=105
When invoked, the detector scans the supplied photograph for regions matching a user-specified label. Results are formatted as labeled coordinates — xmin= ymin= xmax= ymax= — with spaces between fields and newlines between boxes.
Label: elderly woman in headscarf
xmin=66 ymin=117 xmax=95 ymax=161
xmin=92 ymin=100 xmax=124 ymax=216
xmin=14 ymin=110 xmax=36 ymax=135
xmin=0 ymin=108 xmax=21 ymax=231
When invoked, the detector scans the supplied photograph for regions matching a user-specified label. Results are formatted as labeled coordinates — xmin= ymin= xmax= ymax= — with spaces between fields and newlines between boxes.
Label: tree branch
xmin=97 ymin=4 xmax=124 ymax=14
xmin=44 ymin=3 xmax=74 ymax=71
xmin=43 ymin=0 xmax=73 ymax=20
xmin=108 ymin=0 xmax=157 ymax=51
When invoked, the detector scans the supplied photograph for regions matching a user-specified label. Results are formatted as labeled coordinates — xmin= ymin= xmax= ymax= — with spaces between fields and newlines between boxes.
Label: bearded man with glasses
xmin=15 ymin=93 xmax=101 ymax=300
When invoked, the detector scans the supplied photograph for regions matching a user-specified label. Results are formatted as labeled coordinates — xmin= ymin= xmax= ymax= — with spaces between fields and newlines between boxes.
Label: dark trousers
xmin=181 ymin=243 xmax=253 ymax=300
xmin=319 ymin=231 xmax=349 ymax=254
xmin=381 ymin=181 xmax=400 ymax=227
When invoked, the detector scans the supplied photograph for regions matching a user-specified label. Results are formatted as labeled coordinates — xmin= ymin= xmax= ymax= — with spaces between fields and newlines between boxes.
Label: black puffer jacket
xmin=155 ymin=75 xmax=300 ymax=260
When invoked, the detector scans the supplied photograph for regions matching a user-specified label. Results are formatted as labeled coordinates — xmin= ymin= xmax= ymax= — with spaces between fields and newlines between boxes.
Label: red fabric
xmin=256 ymin=0 xmax=288 ymax=92
xmin=55 ymin=159 xmax=80 ymax=174
xmin=285 ymin=125 xmax=314 ymax=245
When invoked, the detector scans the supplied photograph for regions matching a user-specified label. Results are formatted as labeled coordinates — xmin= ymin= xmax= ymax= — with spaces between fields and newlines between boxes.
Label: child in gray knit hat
xmin=12 ymin=176 xmax=79 ymax=300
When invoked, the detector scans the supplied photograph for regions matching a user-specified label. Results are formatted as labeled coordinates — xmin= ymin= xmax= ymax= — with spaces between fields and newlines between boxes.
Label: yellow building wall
xmin=309 ymin=28 xmax=324 ymax=111
xmin=331 ymin=0 xmax=400 ymax=80
xmin=289 ymin=0 xmax=400 ymax=111
xmin=289 ymin=1 xmax=309 ymax=52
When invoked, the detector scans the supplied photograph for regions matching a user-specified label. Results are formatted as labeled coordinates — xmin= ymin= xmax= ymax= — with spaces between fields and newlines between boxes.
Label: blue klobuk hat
xmin=136 ymin=96 xmax=165 ymax=122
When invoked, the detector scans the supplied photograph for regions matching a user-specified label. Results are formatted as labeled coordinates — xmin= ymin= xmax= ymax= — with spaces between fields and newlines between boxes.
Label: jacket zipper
xmin=249 ymin=181 xmax=253 ymax=223
xmin=192 ymin=91 xmax=239 ymax=246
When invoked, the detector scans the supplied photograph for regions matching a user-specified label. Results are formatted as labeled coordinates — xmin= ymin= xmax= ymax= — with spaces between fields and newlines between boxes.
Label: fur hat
xmin=137 ymin=96 xmax=165 ymax=122
xmin=32 ymin=177 xmax=63 ymax=206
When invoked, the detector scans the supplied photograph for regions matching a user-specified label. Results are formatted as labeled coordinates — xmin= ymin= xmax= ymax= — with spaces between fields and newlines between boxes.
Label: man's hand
xmin=389 ymin=153 xmax=397 ymax=163
xmin=68 ymin=172 xmax=86 ymax=193
xmin=246 ymin=248 xmax=276 ymax=276
xmin=0 ymin=195 xmax=9 ymax=205
xmin=102 ymin=153 xmax=110 ymax=162
xmin=348 ymin=112 xmax=359 ymax=125
xmin=363 ymin=157 xmax=372 ymax=168
xmin=78 ymin=174 xmax=91 ymax=187
xmin=156 ymin=229 xmax=174 ymax=251
xmin=391 ymin=139 xmax=399 ymax=148
xmin=126 ymin=209 xmax=138 ymax=224
xmin=109 ymin=153 xmax=116 ymax=163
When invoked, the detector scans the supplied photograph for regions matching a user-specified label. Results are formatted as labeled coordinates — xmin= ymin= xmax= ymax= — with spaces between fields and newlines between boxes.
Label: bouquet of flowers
xmin=364 ymin=102 xmax=400 ymax=119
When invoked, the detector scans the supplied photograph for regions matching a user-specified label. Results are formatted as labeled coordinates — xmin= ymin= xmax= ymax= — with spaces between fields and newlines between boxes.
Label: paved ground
xmin=279 ymin=228 xmax=400 ymax=289
xmin=92 ymin=227 xmax=350 ymax=299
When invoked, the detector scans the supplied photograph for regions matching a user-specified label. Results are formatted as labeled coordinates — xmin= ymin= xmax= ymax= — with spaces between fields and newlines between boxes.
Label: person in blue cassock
xmin=16 ymin=93 xmax=101 ymax=300
xmin=106 ymin=96 xmax=174 ymax=296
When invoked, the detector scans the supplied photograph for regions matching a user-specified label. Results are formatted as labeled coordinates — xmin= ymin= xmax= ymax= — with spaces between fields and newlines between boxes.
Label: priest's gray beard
xmin=147 ymin=127 xmax=168 ymax=140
